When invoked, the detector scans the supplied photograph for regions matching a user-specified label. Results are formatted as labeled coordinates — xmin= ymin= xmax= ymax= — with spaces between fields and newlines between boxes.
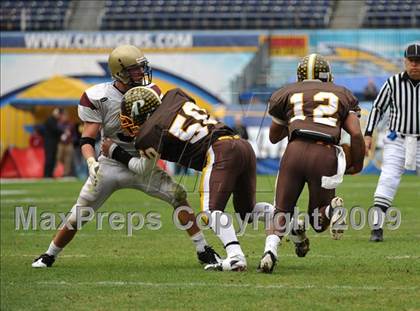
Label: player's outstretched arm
xmin=342 ymin=113 xmax=365 ymax=174
xmin=101 ymin=138 xmax=155 ymax=175
xmin=269 ymin=121 xmax=288 ymax=144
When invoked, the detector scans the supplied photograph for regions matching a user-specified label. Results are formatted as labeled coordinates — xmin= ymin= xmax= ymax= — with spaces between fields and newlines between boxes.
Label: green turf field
xmin=1 ymin=175 xmax=419 ymax=310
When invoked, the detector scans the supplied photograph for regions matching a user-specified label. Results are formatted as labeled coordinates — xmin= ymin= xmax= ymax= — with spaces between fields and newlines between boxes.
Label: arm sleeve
xmin=135 ymin=126 xmax=163 ymax=154
xmin=78 ymin=92 xmax=102 ymax=123
xmin=364 ymin=82 xmax=391 ymax=136
xmin=268 ymin=92 xmax=287 ymax=125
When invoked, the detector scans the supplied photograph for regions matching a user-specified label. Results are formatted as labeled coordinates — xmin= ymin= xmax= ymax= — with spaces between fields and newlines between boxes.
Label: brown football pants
xmin=200 ymin=136 xmax=256 ymax=221
xmin=275 ymin=137 xmax=338 ymax=233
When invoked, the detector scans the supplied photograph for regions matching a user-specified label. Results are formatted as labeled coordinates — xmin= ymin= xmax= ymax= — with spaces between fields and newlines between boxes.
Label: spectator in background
xmin=364 ymin=78 xmax=378 ymax=101
xmin=72 ymin=122 xmax=88 ymax=179
xmin=43 ymin=108 xmax=64 ymax=177
xmin=29 ymin=126 xmax=44 ymax=148
xmin=56 ymin=110 xmax=75 ymax=177
xmin=232 ymin=115 xmax=249 ymax=140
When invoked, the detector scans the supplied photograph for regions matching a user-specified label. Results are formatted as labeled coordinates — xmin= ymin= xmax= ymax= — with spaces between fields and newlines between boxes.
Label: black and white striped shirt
xmin=365 ymin=72 xmax=420 ymax=136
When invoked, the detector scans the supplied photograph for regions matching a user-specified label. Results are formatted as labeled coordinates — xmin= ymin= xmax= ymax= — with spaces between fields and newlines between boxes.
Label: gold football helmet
xmin=297 ymin=53 xmax=333 ymax=82
xmin=108 ymin=45 xmax=152 ymax=86
xmin=120 ymin=86 xmax=162 ymax=136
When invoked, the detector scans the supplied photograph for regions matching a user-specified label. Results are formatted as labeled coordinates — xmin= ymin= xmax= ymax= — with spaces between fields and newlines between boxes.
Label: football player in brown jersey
xmin=101 ymin=86 xmax=275 ymax=271
xmin=258 ymin=54 xmax=365 ymax=273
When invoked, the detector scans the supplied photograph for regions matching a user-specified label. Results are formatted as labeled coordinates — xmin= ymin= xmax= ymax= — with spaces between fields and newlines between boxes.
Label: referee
xmin=364 ymin=43 xmax=420 ymax=242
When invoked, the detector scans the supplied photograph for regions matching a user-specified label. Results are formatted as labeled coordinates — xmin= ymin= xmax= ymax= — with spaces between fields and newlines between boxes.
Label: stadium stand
xmin=99 ymin=0 xmax=333 ymax=30
xmin=0 ymin=0 xmax=72 ymax=31
xmin=363 ymin=0 xmax=419 ymax=28
xmin=2 ymin=0 xmax=418 ymax=31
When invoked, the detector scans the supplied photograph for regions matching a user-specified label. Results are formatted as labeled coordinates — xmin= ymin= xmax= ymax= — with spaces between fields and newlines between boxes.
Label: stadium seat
xmin=99 ymin=0 xmax=333 ymax=30
xmin=0 ymin=0 xmax=72 ymax=31
xmin=363 ymin=0 xmax=419 ymax=28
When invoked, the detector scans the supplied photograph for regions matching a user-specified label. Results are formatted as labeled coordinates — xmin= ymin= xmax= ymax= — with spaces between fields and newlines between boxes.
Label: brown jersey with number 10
xmin=269 ymin=81 xmax=360 ymax=144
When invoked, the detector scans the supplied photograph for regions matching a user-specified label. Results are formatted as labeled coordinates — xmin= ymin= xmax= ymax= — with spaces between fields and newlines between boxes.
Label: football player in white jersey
xmin=32 ymin=45 xmax=220 ymax=268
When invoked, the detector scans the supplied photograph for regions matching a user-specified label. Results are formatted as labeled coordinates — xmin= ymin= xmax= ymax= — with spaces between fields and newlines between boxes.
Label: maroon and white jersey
xmin=78 ymin=82 xmax=161 ymax=156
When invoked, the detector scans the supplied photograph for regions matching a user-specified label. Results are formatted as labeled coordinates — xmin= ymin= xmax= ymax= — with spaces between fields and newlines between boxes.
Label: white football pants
xmin=69 ymin=155 xmax=186 ymax=220
xmin=374 ymin=135 xmax=420 ymax=202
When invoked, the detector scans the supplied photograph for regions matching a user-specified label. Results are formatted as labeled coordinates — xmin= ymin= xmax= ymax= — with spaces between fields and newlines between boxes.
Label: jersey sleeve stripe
xmin=271 ymin=116 xmax=287 ymax=126
xmin=79 ymin=92 xmax=97 ymax=110
xmin=149 ymin=84 xmax=162 ymax=98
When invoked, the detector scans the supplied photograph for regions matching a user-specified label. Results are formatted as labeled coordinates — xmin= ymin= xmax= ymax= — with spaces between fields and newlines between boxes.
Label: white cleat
xmin=330 ymin=197 xmax=346 ymax=240
xmin=204 ymin=254 xmax=247 ymax=272
xmin=257 ymin=251 xmax=277 ymax=273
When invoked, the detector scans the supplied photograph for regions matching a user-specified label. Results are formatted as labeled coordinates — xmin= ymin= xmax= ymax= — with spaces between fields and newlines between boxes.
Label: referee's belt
xmin=217 ymin=135 xmax=240 ymax=141
xmin=395 ymin=133 xmax=420 ymax=141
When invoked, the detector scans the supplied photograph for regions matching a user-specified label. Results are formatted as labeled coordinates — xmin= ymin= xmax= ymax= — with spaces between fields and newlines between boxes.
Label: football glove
xmin=86 ymin=157 xmax=100 ymax=186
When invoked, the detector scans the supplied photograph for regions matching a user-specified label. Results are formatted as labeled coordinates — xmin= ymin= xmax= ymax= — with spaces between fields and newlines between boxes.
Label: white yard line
xmin=340 ymin=183 xmax=420 ymax=188
xmin=0 ymin=177 xmax=77 ymax=184
xmin=386 ymin=255 xmax=420 ymax=260
xmin=16 ymin=254 xmax=89 ymax=258
xmin=1 ymin=198 xmax=73 ymax=204
xmin=0 ymin=190 xmax=29 ymax=196
xmin=30 ymin=280 xmax=418 ymax=291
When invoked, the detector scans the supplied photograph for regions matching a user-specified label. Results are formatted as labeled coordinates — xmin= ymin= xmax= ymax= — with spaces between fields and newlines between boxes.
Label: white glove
xmin=86 ymin=157 xmax=100 ymax=186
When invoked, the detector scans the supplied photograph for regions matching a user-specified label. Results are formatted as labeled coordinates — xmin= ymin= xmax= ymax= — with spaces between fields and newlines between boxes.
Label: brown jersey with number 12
xmin=269 ymin=81 xmax=360 ymax=144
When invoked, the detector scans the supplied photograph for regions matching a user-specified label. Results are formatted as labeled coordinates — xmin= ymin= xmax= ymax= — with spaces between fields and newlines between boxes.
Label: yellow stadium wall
xmin=0 ymin=105 xmax=34 ymax=157
xmin=0 ymin=104 xmax=79 ymax=158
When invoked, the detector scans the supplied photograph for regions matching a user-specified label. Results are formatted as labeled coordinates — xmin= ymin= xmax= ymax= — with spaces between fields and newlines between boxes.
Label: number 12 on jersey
xmin=290 ymin=92 xmax=339 ymax=127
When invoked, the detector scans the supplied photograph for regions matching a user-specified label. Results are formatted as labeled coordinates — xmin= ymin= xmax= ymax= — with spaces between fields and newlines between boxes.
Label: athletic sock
xmin=46 ymin=241 xmax=62 ymax=258
xmin=372 ymin=196 xmax=391 ymax=228
xmin=225 ymin=243 xmax=243 ymax=258
xmin=250 ymin=202 xmax=275 ymax=225
xmin=191 ymin=232 xmax=207 ymax=253
xmin=264 ymin=234 xmax=281 ymax=258
xmin=210 ymin=211 xmax=244 ymax=258
xmin=253 ymin=202 xmax=275 ymax=215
